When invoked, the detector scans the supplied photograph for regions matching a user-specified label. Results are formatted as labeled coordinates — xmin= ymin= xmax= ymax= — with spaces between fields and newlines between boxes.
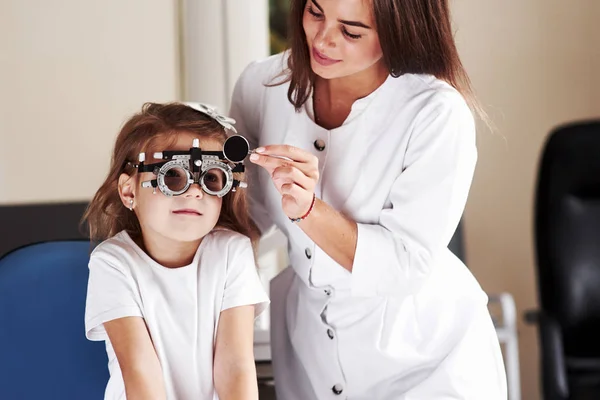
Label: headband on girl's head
xmin=124 ymin=102 xmax=249 ymax=197
xmin=183 ymin=102 xmax=237 ymax=134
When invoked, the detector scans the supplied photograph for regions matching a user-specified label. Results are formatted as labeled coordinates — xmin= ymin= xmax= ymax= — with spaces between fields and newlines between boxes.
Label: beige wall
xmin=595 ymin=1 xmax=600 ymax=109
xmin=0 ymin=0 xmax=269 ymax=205
xmin=0 ymin=0 xmax=180 ymax=205
xmin=453 ymin=1 xmax=600 ymax=399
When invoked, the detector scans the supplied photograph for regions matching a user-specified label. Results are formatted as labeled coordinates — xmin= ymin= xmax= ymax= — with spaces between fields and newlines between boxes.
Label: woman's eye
xmin=343 ymin=28 xmax=362 ymax=40
xmin=308 ymin=6 xmax=322 ymax=18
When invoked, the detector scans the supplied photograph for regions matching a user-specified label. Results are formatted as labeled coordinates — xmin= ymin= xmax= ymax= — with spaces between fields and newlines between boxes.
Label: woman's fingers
xmin=280 ymin=183 xmax=303 ymax=198
xmin=249 ymin=152 xmax=289 ymax=173
xmin=250 ymin=145 xmax=318 ymax=178
xmin=249 ymin=144 xmax=319 ymax=219
xmin=254 ymin=144 xmax=313 ymax=163
xmin=280 ymin=184 xmax=313 ymax=219
xmin=272 ymin=165 xmax=316 ymax=191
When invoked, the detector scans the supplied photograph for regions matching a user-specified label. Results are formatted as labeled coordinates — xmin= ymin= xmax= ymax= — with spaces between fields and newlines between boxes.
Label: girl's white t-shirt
xmin=84 ymin=229 xmax=269 ymax=400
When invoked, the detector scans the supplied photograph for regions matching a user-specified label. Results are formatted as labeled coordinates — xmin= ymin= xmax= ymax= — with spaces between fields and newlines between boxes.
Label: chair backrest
xmin=0 ymin=202 xmax=89 ymax=258
xmin=535 ymin=120 xmax=600 ymax=358
xmin=0 ymin=241 xmax=108 ymax=399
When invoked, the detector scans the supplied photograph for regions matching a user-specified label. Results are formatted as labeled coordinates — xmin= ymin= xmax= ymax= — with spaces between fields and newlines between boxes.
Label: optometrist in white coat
xmin=229 ymin=0 xmax=508 ymax=399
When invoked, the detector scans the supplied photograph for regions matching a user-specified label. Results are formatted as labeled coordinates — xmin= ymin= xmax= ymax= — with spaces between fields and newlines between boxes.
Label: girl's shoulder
xmin=89 ymin=231 xmax=139 ymax=273
xmin=198 ymin=230 xmax=257 ymax=278
xmin=203 ymin=229 xmax=253 ymax=256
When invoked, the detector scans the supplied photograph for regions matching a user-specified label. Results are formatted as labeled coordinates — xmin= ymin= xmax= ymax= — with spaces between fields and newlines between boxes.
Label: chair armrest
xmin=489 ymin=292 xmax=517 ymax=331
xmin=524 ymin=309 xmax=539 ymax=324
xmin=525 ymin=309 xmax=569 ymax=400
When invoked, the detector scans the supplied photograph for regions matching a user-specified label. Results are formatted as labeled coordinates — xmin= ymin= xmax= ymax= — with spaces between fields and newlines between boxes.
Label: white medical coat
xmin=229 ymin=53 xmax=507 ymax=400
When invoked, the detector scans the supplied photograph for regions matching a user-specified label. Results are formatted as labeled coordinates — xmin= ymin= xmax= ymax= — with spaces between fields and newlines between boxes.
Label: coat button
xmin=332 ymin=384 xmax=343 ymax=395
xmin=314 ymin=139 xmax=326 ymax=151
xmin=327 ymin=329 xmax=335 ymax=339
xmin=305 ymin=248 xmax=312 ymax=259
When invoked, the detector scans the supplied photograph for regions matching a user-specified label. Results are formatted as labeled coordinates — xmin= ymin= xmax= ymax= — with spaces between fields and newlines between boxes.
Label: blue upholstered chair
xmin=0 ymin=241 xmax=108 ymax=399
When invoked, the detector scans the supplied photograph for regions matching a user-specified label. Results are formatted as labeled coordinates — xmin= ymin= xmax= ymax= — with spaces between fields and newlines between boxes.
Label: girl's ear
xmin=118 ymin=173 xmax=136 ymax=210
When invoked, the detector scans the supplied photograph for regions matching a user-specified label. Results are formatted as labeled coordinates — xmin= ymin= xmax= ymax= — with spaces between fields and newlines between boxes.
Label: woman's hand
xmin=250 ymin=144 xmax=357 ymax=270
xmin=249 ymin=145 xmax=319 ymax=220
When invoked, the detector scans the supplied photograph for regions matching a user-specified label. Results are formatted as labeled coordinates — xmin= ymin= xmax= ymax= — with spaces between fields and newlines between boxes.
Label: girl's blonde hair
xmin=82 ymin=102 xmax=259 ymax=244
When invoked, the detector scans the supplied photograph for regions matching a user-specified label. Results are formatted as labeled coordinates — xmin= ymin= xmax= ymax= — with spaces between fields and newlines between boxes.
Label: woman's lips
xmin=312 ymin=47 xmax=341 ymax=66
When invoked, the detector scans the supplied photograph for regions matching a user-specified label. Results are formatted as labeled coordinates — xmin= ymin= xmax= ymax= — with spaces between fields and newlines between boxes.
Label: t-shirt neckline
xmin=119 ymin=230 xmax=208 ymax=273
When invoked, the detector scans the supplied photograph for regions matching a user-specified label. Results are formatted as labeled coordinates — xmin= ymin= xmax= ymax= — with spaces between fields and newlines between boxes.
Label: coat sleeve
xmin=351 ymin=93 xmax=478 ymax=298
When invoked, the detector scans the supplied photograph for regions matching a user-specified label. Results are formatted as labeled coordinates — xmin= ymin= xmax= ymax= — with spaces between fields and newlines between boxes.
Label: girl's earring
xmin=129 ymin=199 xmax=134 ymax=211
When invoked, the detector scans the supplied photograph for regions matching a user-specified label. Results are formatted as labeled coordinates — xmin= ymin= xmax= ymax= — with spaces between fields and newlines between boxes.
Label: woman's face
xmin=302 ymin=0 xmax=384 ymax=80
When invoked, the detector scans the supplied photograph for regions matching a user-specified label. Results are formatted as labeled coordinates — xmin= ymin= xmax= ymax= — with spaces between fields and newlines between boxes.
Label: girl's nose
xmin=184 ymin=183 xmax=204 ymax=199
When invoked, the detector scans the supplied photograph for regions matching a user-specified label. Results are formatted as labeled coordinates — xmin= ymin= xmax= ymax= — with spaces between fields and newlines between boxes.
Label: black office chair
xmin=527 ymin=120 xmax=600 ymax=400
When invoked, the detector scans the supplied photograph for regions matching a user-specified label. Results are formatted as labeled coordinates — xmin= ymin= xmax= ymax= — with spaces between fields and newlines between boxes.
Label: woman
xmin=229 ymin=0 xmax=507 ymax=398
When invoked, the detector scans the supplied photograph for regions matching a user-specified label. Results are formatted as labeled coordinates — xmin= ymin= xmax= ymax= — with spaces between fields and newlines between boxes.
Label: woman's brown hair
xmin=82 ymin=103 xmax=259 ymax=244
xmin=285 ymin=0 xmax=485 ymax=119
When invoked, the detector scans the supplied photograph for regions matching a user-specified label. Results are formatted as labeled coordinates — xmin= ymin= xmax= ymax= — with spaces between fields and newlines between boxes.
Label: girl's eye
xmin=343 ymin=28 xmax=362 ymax=40
xmin=163 ymin=167 xmax=188 ymax=191
xmin=203 ymin=170 xmax=226 ymax=192
xmin=205 ymin=172 xmax=218 ymax=183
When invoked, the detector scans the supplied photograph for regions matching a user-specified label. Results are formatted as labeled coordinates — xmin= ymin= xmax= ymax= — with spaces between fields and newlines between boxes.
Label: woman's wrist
xmin=289 ymin=193 xmax=316 ymax=223
xmin=293 ymin=196 xmax=358 ymax=270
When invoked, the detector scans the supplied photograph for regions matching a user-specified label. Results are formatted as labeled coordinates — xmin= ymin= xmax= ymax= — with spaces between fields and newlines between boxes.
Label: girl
xmin=83 ymin=102 xmax=269 ymax=400
xmin=230 ymin=0 xmax=507 ymax=398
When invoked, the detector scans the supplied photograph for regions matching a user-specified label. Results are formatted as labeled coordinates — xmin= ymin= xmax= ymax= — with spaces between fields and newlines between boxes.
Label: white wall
xmin=181 ymin=0 xmax=269 ymax=112
xmin=0 ymin=0 xmax=180 ymax=205
xmin=452 ymin=1 xmax=600 ymax=399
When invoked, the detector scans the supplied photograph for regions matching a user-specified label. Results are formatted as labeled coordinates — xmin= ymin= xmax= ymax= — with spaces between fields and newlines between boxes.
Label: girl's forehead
xmin=146 ymin=132 xmax=223 ymax=154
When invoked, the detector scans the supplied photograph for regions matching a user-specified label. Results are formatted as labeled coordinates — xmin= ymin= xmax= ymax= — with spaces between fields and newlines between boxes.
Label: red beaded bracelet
xmin=289 ymin=193 xmax=316 ymax=223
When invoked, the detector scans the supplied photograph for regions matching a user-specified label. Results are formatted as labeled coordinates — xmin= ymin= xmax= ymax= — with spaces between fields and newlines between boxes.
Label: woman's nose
xmin=315 ymin=24 xmax=336 ymax=50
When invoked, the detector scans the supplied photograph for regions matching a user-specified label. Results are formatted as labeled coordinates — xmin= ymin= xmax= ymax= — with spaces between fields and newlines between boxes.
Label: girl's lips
xmin=172 ymin=209 xmax=202 ymax=216
xmin=312 ymin=47 xmax=341 ymax=66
